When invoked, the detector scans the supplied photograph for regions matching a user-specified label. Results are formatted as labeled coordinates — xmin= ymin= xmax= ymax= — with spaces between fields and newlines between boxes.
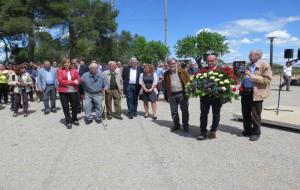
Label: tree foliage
xmin=175 ymin=30 xmax=229 ymax=66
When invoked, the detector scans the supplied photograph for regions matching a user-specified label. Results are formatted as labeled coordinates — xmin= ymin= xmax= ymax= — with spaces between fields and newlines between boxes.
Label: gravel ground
xmin=0 ymin=77 xmax=299 ymax=190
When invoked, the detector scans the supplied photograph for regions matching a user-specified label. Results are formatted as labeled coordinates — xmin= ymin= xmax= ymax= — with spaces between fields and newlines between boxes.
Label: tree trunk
xmin=28 ymin=28 xmax=35 ymax=62
xmin=68 ymin=23 xmax=76 ymax=59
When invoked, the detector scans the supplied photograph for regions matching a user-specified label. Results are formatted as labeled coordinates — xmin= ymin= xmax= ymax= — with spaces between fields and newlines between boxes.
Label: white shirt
xmin=129 ymin=68 xmax=137 ymax=84
xmin=67 ymin=71 xmax=71 ymax=80
xmin=283 ymin=66 xmax=292 ymax=76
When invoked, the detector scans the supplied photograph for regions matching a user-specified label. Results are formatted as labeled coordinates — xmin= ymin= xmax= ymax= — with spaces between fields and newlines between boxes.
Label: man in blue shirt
xmin=81 ymin=62 xmax=108 ymax=124
xmin=37 ymin=60 xmax=58 ymax=114
xmin=240 ymin=49 xmax=272 ymax=141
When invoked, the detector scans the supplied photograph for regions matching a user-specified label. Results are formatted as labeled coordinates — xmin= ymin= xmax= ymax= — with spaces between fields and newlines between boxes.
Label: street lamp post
xmin=268 ymin=37 xmax=276 ymax=68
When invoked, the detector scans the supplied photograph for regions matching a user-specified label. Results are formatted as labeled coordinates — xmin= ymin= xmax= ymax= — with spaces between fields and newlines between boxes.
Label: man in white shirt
xmin=280 ymin=62 xmax=293 ymax=91
xmin=122 ymin=57 xmax=143 ymax=119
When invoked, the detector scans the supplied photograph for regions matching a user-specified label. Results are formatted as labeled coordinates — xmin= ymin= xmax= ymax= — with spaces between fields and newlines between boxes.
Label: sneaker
xmin=13 ymin=113 xmax=18 ymax=117
xmin=24 ymin=113 xmax=28 ymax=117
xmin=96 ymin=119 xmax=102 ymax=124
xmin=44 ymin=111 xmax=50 ymax=115
xmin=107 ymin=116 xmax=112 ymax=120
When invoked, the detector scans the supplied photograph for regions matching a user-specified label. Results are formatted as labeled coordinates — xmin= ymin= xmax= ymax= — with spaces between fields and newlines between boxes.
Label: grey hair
xmin=129 ymin=57 xmax=138 ymax=63
xmin=250 ymin=49 xmax=263 ymax=58
xmin=89 ymin=62 xmax=98 ymax=68
xmin=108 ymin=61 xmax=117 ymax=65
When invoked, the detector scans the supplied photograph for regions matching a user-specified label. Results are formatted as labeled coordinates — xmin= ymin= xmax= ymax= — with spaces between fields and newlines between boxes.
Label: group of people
xmin=0 ymin=49 xmax=272 ymax=141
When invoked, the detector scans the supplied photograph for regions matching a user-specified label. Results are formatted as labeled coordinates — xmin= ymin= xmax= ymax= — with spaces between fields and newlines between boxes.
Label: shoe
xmin=51 ymin=109 xmax=57 ymax=113
xmin=107 ymin=116 xmax=112 ymax=120
xmin=170 ymin=126 xmax=180 ymax=132
xmin=24 ymin=113 xmax=28 ymax=117
xmin=197 ymin=132 xmax=208 ymax=140
xmin=44 ymin=111 xmax=50 ymax=115
xmin=250 ymin=135 xmax=260 ymax=141
xmin=153 ymin=116 xmax=157 ymax=120
xmin=208 ymin=131 xmax=216 ymax=139
xmin=144 ymin=115 xmax=149 ymax=118
xmin=241 ymin=131 xmax=251 ymax=137
xmin=67 ymin=123 xmax=72 ymax=129
xmin=72 ymin=120 xmax=79 ymax=126
xmin=133 ymin=113 xmax=137 ymax=117
xmin=96 ymin=119 xmax=102 ymax=124
xmin=114 ymin=116 xmax=123 ymax=120
xmin=129 ymin=115 xmax=133 ymax=119
xmin=85 ymin=120 xmax=93 ymax=125
xmin=13 ymin=113 xmax=18 ymax=117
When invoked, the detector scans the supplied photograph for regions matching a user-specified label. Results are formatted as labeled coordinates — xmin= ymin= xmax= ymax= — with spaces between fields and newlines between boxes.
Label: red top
xmin=57 ymin=68 xmax=81 ymax=93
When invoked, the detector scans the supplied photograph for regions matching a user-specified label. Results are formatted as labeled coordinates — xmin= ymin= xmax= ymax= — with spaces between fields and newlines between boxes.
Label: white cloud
xmin=266 ymin=30 xmax=300 ymax=46
xmin=197 ymin=16 xmax=300 ymax=37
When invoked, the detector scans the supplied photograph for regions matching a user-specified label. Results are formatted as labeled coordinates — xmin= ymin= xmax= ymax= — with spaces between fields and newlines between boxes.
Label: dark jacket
xmin=122 ymin=66 xmax=143 ymax=95
xmin=163 ymin=68 xmax=190 ymax=101
xmin=78 ymin=64 xmax=89 ymax=76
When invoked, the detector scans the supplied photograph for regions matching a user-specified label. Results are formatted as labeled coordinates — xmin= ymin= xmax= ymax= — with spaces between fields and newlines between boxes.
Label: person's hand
xmin=74 ymin=79 xmax=79 ymax=85
xmin=245 ymin=70 xmax=251 ymax=76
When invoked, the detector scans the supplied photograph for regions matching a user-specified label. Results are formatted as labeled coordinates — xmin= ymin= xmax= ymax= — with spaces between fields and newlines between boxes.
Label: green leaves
xmin=175 ymin=30 xmax=229 ymax=64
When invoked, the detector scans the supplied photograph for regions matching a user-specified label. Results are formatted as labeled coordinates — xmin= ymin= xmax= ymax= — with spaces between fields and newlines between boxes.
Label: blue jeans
xmin=169 ymin=92 xmax=189 ymax=128
xmin=43 ymin=85 xmax=56 ymax=112
xmin=84 ymin=92 xmax=103 ymax=121
xmin=125 ymin=84 xmax=139 ymax=115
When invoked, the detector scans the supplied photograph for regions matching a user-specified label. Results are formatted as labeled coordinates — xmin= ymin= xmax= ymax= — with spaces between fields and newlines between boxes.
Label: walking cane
xmin=102 ymin=90 xmax=108 ymax=130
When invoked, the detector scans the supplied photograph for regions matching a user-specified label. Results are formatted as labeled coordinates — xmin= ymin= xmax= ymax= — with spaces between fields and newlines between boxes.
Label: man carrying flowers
xmin=196 ymin=55 xmax=223 ymax=140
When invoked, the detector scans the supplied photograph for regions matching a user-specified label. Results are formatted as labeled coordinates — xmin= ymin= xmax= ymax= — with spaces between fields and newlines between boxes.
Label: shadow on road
xmin=151 ymin=119 xmax=244 ymax=139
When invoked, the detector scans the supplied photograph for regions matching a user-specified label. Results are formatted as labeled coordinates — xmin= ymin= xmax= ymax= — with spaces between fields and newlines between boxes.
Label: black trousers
xmin=200 ymin=96 xmax=222 ymax=132
xmin=0 ymin=83 xmax=9 ymax=104
xmin=241 ymin=95 xmax=263 ymax=135
xmin=169 ymin=92 xmax=189 ymax=128
xmin=59 ymin=92 xmax=79 ymax=124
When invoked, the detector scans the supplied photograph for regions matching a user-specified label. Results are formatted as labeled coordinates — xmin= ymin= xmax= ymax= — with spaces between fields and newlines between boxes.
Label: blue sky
xmin=1 ymin=0 xmax=300 ymax=65
xmin=116 ymin=0 xmax=300 ymax=64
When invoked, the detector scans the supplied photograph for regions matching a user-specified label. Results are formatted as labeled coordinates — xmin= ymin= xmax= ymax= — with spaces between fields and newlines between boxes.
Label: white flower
xmin=210 ymin=76 xmax=215 ymax=80
xmin=221 ymin=87 xmax=226 ymax=91
xmin=224 ymin=79 xmax=230 ymax=83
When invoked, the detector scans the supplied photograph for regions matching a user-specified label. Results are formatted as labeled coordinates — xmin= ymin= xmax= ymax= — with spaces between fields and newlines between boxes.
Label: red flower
xmin=232 ymin=87 xmax=237 ymax=92
xmin=238 ymin=86 xmax=244 ymax=92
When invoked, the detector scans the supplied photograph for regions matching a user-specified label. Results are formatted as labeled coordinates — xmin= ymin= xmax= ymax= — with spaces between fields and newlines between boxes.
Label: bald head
xmin=207 ymin=54 xmax=217 ymax=67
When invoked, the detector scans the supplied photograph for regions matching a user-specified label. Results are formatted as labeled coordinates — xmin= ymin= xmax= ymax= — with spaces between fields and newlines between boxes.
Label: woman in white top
xmin=280 ymin=62 xmax=293 ymax=91
xmin=139 ymin=64 xmax=158 ymax=120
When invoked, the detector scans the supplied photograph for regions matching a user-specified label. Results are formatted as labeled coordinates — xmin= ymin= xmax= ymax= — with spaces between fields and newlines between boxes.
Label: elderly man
xmin=103 ymin=61 xmax=123 ymax=120
xmin=81 ymin=62 xmax=108 ymax=124
xmin=36 ymin=60 xmax=58 ymax=114
xmin=164 ymin=58 xmax=190 ymax=132
xmin=122 ymin=57 xmax=143 ymax=119
xmin=197 ymin=55 xmax=223 ymax=140
xmin=240 ymin=50 xmax=272 ymax=141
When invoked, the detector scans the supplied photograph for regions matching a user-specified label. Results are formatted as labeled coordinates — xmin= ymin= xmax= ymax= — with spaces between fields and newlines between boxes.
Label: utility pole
xmin=268 ymin=36 xmax=276 ymax=68
xmin=164 ymin=0 xmax=168 ymax=62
